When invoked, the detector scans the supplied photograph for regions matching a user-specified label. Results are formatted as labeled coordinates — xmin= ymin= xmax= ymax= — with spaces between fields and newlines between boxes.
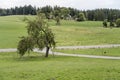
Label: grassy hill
xmin=0 ymin=15 xmax=120 ymax=48
xmin=0 ymin=15 xmax=120 ymax=80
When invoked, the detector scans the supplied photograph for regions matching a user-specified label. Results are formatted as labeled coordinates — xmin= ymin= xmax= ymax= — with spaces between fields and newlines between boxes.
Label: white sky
xmin=0 ymin=0 xmax=120 ymax=10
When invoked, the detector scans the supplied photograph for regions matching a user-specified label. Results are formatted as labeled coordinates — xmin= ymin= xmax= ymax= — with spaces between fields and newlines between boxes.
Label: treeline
xmin=0 ymin=5 xmax=36 ymax=15
xmin=0 ymin=5 xmax=120 ymax=21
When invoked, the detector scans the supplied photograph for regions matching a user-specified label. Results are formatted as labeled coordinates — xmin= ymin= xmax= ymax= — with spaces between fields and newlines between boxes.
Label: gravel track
xmin=0 ymin=44 xmax=120 ymax=60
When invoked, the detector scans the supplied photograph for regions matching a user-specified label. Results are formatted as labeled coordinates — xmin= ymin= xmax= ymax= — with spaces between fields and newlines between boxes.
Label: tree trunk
xmin=45 ymin=46 xmax=50 ymax=57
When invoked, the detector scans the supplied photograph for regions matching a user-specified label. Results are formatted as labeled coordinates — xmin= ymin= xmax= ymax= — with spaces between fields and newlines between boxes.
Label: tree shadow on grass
xmin=0 ymin=52 xmax=80 ymax=62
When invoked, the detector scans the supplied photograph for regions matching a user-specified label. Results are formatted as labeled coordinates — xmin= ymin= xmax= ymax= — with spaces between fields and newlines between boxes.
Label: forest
xmin=0 ymin=5 xmax=120 ymax=21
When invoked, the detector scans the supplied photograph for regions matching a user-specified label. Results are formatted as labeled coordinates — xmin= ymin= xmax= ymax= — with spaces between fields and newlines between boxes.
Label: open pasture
xmin=0 ymin=15 xmax=120 ymax=48
xmin=54 ymin=47 xmax=120 ymax=57
xmin=0 ymin=52 xmax=120 ymax=80
xmin=0 ymin=16 xmax=120 ymax=80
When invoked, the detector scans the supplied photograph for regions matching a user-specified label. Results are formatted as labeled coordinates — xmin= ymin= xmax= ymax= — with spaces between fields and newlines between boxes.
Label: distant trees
xmin=94 ymin=9 xmax=104 ymax=21
xmin=76 ymin=12 xmax=86 ymax=21
xmin=55 ymin=16 xmax=61 ymax=25
xmin=102 ymin=18 xmax=120 ymax=28
xmin=88 ymin=9 xmax=120 ymax=21
xmin=0 ymin=5 xmax=120 ymax=21
xmin=0 ymin=9 xmax=7 ymax=16
xmin=103 ymin=19 xmax=108 ymax=27
xmin=109 ymin=21 xmax=115 ymax=27
xmin=116 ymin=18 xmax=120 ymax=27
xmin=0 ymin=5 xmax=36 ymax=16
xmin=40 ymin=5 xmax=53 ymax=19
xmin=69 ymin=8 xmax=79 ymax=19
xmin=17 ymin=12 xmax=55 ymax=57
xmin=60 ymin=7 xmax=70 ymax=19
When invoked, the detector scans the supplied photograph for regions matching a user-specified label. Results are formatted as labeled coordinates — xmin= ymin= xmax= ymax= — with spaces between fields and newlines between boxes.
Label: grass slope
xmin=0 ymin=52 xmax=120 ymax=80
xmin=52 ymin=25 xmax=120 ymax=46
xmin=0 ymin=15 xmax=120 ymax=48
xmin=0 ymin=16 xmax=27 ymax=48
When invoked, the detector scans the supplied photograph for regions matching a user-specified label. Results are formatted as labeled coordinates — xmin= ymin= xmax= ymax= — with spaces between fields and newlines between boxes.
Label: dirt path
xmin=0 ymin=48 xmax=17 ymax=52
xmin=0 ymin=44 xmax=120 ymax=60
xmin=56 ymin=44 xmax=120 ymax=49
xmin=34 ymin=48 xmax=120 ymax=60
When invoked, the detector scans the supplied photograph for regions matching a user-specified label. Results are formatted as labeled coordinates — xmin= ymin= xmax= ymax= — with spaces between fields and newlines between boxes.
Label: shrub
xmin=110 ymin=21 xmax=114 ymax=27
xmin=116 ymin=18 xmax=120 ymax=27
xmin=103 ymin=19 xmax=107 ymax=27
xmin=76 ymin=13 xmax=86 ymax=21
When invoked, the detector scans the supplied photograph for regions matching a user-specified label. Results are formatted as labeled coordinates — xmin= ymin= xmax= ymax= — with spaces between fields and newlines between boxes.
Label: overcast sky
xmin=0 ymin=0 xmax=120 ymax=10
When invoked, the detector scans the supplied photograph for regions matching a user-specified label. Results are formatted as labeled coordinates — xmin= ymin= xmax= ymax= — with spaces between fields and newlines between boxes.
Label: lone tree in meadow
xmin=17 ymin=12 xmax=56 ymax=57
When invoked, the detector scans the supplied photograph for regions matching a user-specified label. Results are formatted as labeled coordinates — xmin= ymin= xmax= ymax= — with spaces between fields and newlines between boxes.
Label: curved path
xmin=0 ymin=44 xmax=120 ymax=60
xmin=34 ymin=48 xmax=120 ymax=60
xmin=56 ymin=44 xmax=120 ymax=49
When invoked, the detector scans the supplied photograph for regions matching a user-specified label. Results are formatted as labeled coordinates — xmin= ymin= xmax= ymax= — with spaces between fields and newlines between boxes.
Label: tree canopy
xmin=17 ymin=12 xmax=55 ymax=57
xmin=76 ymin=12 xmax=86 ymax=21
xmin=0 ymin=5 xmax=120 ymax=21
xmin=116 ymin=18 xmax=120 ymax=27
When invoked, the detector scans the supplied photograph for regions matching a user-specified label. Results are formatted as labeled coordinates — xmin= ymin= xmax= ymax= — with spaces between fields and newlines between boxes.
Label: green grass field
xmin=0 ymin=15 xmax=120 ymax=48
xmin=0 ymin=52 xmax=120 ymax=80
xmin=0 ymin=16 xmax=27 ymax=48
xmin=54 ymin=47 xmax=120 ymax=57
xmin=0 ymin=15 xmax=120 ymax=80
xmin=52 ymin=25 xmax=120 ymax=46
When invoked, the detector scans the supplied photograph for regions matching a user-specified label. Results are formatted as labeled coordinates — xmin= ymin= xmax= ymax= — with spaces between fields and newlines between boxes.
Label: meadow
xmin=54 ymin=47 xmax=120 ymax=57
xmin=0 ymin=52 xmax=120 ymax=80
xmin=0 ymin=15 xmax=120 ymax=80
xmin=0 ymin=15 xmax=120 ymax=48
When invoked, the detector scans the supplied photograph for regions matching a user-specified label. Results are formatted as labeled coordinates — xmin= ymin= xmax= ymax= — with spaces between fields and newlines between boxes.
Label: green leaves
xmin=17 ymin=36 xmax=34 ymax=57
xmin=17 ymin=12 xmax=56 ymax=57
xmin=116 ymin=18 xmax=120 ymax=27
xmin=76 ymin=12 xmax=86 ymax=21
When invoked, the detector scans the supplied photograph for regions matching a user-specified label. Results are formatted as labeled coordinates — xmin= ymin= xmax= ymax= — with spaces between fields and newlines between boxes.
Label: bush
xmin=116 ymin=18 xmax=120 ymax=27
xmin=76 ymin=13 xmax=86 ymax=22
xmin=103 ymin=19 xmax=107 ymax=27
xmin=110 ymin=21 xmax=114 ymax=27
